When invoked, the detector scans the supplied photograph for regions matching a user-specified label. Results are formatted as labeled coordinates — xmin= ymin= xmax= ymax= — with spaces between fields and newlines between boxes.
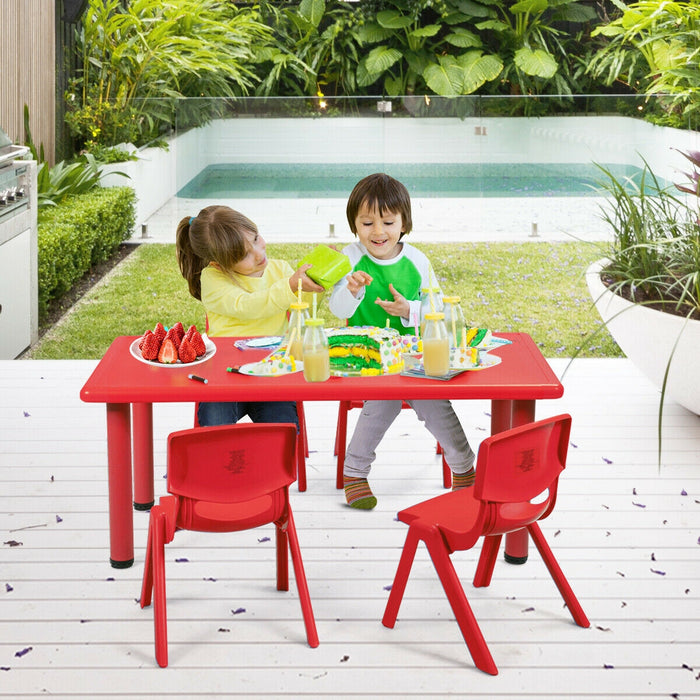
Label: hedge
xmin=37 ymin=186 xmax=136 ymax=319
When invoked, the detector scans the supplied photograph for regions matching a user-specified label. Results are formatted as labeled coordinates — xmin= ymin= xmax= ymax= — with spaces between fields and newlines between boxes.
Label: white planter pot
xmin=586 ymin=259 xmax=700 ymax=415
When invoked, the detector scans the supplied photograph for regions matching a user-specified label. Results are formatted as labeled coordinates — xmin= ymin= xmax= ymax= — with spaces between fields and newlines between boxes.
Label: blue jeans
xmin=197 ymin=401 xmax=299 ymax=430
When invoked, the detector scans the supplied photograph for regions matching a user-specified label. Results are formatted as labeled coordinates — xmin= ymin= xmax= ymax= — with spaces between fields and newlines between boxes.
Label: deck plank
xmin=1 ymin=357 xmax=699 ymax=698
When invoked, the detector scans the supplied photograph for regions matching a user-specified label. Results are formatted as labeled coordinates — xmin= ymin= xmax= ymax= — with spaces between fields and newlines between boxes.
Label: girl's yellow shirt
xmin=201 ymin=259 xmax=298 ymax=337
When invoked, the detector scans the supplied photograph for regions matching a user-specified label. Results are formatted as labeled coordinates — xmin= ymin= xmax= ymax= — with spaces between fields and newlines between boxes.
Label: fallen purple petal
xmin=23 ymin=411 xmax=30 ymax=417
xmin=56 ymin=515 xmax=63 ymax=523
xmin=257 ymin=537 xmax=270 ymax=543
xmin=602 ymin=457 xmax=613 ymax=464
xmin=603 ymin=664 xmax=614 ymax=669
xmin=14 ymin=647 xmax=32 ymax=658
xmin=521 ymin=607 xmax=535 ymax=613
xmin=632 ymin=502 xmax=646 ymax=508
xmin=80 ymin=619 xmax=91 ymax=623
xmin=3 ymin=541 xmax=22 ymax=547
xmin=650 ymin=568 xmax=666 ymax=576
xmin=621 ymin=601 xmax=627 ymax=607
xmin=596 ymin=625 xmax=611 ymax=632
xmin=682 ymin=663 xmax=694 ymax=671
xmin=651 ymin=553 xmax=656 ymax=561
xmin=231 ymin=607 xmax=246 ymax=615
xmin=340 ymin=655 xmax=350 ymax=663
xmin=5 ymin=583 xmax=13 ymax=592
xmin=203 ymin=577 xmax=217 ymax=582
xmin=383 ymin=585 xmax=392 ymax=591
xmin=554 ymin=530 xmax=561 ymax=536
xmin=633 ymin=488 xmax=637 ymax=495
xmin=175 ymin=557 xmax=189 ymax=563
xmin=570 ymin=442 xmax=578 ymax=448
xmin=602 ymin=504 xmax=609 ymax=509
xmin=0 ymin=667 xmax=9 ymax=671
xmin=218 ymin=627 xmax=230 ymax=632
xmin=680 ymin=489 xmax=687 ymax=496
xmin=616 ymin=571 xmax=626 ymax=577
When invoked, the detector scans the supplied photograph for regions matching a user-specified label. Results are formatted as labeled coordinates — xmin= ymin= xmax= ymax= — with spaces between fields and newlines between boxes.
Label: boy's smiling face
xmin=353 ymin=202 xmax=403 ymax=260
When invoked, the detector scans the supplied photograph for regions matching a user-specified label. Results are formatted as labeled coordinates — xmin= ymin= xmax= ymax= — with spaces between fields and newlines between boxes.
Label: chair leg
xmin=296 ymin=401 xmax=309 ymax=457
xmin=382 ymin=528 xmax=422 ymax=629
xmin=152 ymin=511 xmax=169 ymax=668
xmin=423 ymin=529 xmax=498 ymax=675
xmin=528 ymin=523 xmax=590 ymax=628
xmin=473 ymin=534 xmax=502 ymax=588
xmin=276 ymin=525 xmax=289 ymax=591
xmin=335 ymin=401 xmax=350 ymax=489
xmin=285 ymin=510 xmax=319 ymax=648
xmin=441 ymin=455 xmax=451 ymax=489
xmin=140 ymin=513 xmax=156 ymax=608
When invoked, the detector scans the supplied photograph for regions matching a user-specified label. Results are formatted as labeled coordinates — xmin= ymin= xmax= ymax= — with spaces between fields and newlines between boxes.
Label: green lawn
xmin=27 ymin=241 xmax=621 ymax=359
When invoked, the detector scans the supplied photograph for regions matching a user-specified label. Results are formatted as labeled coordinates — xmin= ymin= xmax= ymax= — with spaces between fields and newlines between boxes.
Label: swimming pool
xmin=177 ymin=162 xmax=649 ymax=199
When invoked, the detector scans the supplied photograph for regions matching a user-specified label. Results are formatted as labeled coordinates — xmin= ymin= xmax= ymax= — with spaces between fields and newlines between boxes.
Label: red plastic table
xmin=80 ymin=333 xmax=563 ymax=568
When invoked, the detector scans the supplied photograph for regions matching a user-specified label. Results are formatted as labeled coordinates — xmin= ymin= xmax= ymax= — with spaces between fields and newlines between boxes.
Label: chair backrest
xmin=474 ymin=414 xmax=572 ymax=510
xmin=167 ymin=423 xmax=297 ymax=504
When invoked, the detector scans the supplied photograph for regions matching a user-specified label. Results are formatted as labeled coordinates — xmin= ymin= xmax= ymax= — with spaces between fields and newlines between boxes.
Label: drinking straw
xmin=312 ymin=292 xmax=317 ymax=319
xmin=428 ymin=269 xmax=436 ymax=313
xmin=450 ymin=308 xmax=457 ymax=347
xmin=284 ymin=326 xmax=297 ymax=359
xmin=461 ymin=327 xmax=467 ymax=349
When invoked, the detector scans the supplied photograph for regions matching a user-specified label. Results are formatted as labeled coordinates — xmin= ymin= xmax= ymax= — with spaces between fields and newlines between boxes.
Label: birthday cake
xmin=327 ymin=326 xmax=421 ymax=376
xmin=464 ymin=327 xmax=492 ymax=348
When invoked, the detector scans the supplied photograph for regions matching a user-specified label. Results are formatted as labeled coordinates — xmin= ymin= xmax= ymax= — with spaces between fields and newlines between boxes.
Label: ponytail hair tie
xmin=189 ymin=216 xmax=196 ymax=226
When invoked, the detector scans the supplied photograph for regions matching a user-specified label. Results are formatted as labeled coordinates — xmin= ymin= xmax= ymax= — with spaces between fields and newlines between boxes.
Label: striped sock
xmin=344 ymin=476 xmax=377 ymax=510
xmin=451 ymin=467 xmax=475 ymax=491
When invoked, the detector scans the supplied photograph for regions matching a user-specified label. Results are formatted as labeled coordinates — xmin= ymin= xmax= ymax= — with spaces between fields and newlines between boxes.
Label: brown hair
xmin=176 ymin=205 xmax=258 ymax=300
xmin=346 ymin=173 xmax=412 ymax=238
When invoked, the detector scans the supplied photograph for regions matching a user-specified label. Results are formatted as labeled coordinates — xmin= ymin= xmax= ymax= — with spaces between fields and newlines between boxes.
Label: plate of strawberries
xmin=131 ymin=322 xmax=216 ymax=366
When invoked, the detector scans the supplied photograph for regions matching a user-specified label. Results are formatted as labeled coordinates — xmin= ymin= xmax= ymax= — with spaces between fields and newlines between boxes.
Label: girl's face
xmin=354 ymin=202 xmax=403 ymax=260
xmin=231 ymin=230 xmax=267 ymax=277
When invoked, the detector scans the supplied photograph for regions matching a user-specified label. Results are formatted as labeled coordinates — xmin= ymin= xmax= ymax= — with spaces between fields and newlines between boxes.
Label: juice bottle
xmin=442 ymin=296 xmax=466 ymax=348
xmin=302 ymin=318 xmax=330 ymax=382
xmin=284 ymin=301 xmax=309 ymax=360
xmin=422 ymin=312 xmax=450 ymax=377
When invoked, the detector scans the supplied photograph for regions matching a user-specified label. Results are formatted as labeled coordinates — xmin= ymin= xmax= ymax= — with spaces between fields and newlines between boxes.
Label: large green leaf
xmin=459 ymin=52 xmax=503 ymax=93
xmin=444 ymin=28 xmax=482 ymax=48
xmin=424 ymin=56 xmax=465 ymax=95
xmin=410 ymin=24 xmax=441 ymax=38
xmin=298 ymin=0 xmax=325 ymax=27
xmin=377 ymin=10 xmax=414 ymax=29
xmin=510 ymin=0 xmax=548 ymax=14
xmin=514 ymin=47 xmax=558 ymax=78
xmin=364 ymin=46 xmax=403 ymax=74
xmin=356 ymin=22 xmax=393 ymax=44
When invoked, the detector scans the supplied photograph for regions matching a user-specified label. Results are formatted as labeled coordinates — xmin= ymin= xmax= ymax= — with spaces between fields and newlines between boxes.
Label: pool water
xmin=177 ymin=162 xmax=649 ymax=199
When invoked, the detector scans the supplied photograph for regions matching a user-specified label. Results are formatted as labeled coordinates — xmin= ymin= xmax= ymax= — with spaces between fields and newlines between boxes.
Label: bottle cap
xmin=424 ymin=312 xmax=445 ymax=321
xmin=304 ymin=317 xmax=324 ymax=327
xmin=290 ymin=302 xmax=309 ymax=311
xmin=442 ymin=296 xmax=460 ymax=304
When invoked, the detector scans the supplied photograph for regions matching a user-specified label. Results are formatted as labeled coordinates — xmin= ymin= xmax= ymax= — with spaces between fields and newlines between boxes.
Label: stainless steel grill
xmin=0 ymin=125 xmax=37 ymax=358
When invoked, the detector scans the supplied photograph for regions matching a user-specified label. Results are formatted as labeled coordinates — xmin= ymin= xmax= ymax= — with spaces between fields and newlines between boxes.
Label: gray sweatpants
xmin=344 ymin=399 xmax=475 ymax=479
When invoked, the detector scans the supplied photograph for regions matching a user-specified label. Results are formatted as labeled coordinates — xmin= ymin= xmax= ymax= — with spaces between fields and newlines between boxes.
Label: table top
xmin=80 ymin=333 xmax=563 ymax=404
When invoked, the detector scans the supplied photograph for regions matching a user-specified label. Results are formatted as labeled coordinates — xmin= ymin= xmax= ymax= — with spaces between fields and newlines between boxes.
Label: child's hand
xmin=375 ymin=283 xmax=410 ymax=319
xmin=346 ymin=270 xmax=373 ymax=297
xmin=290 ymin=265 xmax=324 ymax=294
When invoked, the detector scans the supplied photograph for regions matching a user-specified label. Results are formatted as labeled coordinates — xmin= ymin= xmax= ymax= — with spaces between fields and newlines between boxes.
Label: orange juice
xmin=422 ymin=337 xmax=450 ymax=376
xmin=303 ymin=349 xmax=330 ymax=382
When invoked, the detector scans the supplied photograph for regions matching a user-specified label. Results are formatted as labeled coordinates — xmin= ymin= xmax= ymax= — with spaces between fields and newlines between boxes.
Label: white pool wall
xmin=104 ymin=115 xmax=699 ymax=232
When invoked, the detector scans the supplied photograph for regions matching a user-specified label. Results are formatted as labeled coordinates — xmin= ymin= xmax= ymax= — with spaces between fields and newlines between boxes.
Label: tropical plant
xmin=588 ymin=0 xmax=700 ymax=127
xmin=66 ymin=0 xmax=272 ymax=149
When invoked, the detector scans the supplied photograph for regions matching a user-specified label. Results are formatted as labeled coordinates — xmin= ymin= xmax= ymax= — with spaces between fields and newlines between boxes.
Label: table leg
xmin=490 ymin=399 xmax=536 ymax=565
xmin=106 ymin=403 xmax=134 ymax=568
xmin=132 ymin=402 xmax=155 ymax=510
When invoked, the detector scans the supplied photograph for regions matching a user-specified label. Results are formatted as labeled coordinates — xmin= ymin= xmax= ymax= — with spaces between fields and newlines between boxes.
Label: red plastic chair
xmin=382 ymin=414 xmax=589 ymax=675
xmin=334 ymin=400 xmax=451 ymax=489
xmin=140 ymin=423 xmax=319 ymax=667
xmin=194 ymin=401 xmax=309 ymax=491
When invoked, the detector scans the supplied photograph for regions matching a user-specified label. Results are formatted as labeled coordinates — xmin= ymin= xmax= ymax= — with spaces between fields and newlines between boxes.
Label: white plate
xmin=452 ymin=353 xmax=502 ymax=371
xmin=238 ymin=361 xmax=304 ymax=377
xmin=245 ymin=336 xmax=283 ymax=348
xmin=129 ymin=334 xmax=216 ymax=367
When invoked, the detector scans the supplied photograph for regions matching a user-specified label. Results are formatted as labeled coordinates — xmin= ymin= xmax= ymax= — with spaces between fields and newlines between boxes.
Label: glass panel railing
xmin=130 ymin=95 xmax=698 ymax=243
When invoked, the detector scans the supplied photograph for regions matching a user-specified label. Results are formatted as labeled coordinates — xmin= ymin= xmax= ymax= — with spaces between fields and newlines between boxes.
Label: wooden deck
xmin=1 ymin=357 xmax=699 ymax=699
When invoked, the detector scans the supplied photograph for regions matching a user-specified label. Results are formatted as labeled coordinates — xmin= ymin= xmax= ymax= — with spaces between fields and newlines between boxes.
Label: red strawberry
xmin=178 ymin=337 xmax=197 ymax=363
xmin=153 ymin=322 xmax=166 ymax=343
xmin=171 ymin=322 xmax=185 ymax=341
xmin=185 ymin=324 xmax=198 ymax=339
xmin=140 ymin=331 xmax=161 ymax=360
xmin=165 ymin=327 xmax=181 ymax=349
xmin=158 ymin=337 xmax=178 ymax=364
xmin=189 ymin=329 xmax=207 ymax=357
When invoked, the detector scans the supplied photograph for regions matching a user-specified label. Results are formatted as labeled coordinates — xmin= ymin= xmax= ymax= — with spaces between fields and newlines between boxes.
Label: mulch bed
xmin=38 ymin=243 xmax=139 ymax=338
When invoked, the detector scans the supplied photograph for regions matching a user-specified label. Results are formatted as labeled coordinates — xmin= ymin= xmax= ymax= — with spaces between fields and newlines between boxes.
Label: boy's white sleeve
xmin=328 ymin=242 xmax=364 ymax=321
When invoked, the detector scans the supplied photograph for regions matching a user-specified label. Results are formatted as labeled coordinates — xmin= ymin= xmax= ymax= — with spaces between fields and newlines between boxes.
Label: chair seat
xmin=178 ymin=494 xmax=281 ymax=532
